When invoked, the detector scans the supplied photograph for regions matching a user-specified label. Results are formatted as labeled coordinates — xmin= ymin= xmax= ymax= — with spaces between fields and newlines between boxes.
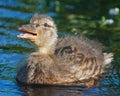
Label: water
xmin=0 ymin=0 xmax=120 ymax=96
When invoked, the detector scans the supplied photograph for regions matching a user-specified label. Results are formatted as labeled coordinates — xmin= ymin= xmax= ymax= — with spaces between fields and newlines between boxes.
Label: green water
xmin=0 ymin=0 xmax=120 ymax=96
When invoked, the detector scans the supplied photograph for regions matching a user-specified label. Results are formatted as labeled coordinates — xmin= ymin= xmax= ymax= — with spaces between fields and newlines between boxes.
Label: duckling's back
xmin=54 ymin=36 xmax=112 ymax=86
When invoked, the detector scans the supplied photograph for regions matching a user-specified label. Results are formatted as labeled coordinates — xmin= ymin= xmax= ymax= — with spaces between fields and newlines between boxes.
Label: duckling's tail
xmin=103 ymin=53 xmax=113 ymax=67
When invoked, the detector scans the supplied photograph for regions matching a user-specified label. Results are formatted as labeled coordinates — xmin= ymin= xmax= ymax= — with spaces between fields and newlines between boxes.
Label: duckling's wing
xmin=55 ymin=36 xmax=113 ymax=82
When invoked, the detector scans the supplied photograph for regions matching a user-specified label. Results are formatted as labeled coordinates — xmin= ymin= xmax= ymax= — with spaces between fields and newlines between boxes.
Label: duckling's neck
xmin=36 ymin=37 xmax=58 ymax=55
xmin=37 ymin=45 xmax=55 ymax=55
xmin=35 ymin=29 xmax=58 ymax=55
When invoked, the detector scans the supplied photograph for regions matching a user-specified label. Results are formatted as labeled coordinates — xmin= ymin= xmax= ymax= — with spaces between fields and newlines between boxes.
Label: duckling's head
xmin=17 ymin=14 xmax=58 ymax=54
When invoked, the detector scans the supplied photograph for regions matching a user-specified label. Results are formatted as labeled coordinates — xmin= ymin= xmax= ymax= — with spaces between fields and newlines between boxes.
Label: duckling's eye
xmin=44 ymin=23 xmax=50 ymax=27
xmin=36 ymin=24 xmax=40 ymax=27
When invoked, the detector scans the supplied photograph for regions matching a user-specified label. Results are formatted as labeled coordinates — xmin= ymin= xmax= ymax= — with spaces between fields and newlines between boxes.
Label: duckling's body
xmin=17 ymin=14 xmax=113 ymax=87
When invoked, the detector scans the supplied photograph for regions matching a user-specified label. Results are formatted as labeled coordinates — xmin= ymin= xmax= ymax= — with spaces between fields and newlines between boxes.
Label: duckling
xmin=17 ymin=14 xmax=113 ymax=87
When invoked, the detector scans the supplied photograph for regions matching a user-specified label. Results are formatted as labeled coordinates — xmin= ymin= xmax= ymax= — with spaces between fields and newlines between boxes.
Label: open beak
xmin=17 ymin=24 xmax=37 ymax=41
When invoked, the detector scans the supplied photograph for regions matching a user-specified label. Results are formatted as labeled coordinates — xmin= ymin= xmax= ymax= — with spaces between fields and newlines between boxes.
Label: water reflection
xmin=19 ymin=86 xmax=95 ymax=96
xmin=18 ymin=85 xmax=120 ymax=96
xmin=0 ymin=0 xmax=120 ymax=96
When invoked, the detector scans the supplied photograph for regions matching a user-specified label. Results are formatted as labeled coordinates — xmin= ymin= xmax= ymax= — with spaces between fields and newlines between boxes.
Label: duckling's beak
xmin=17 ymin=24 xmax=37 ymax=41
